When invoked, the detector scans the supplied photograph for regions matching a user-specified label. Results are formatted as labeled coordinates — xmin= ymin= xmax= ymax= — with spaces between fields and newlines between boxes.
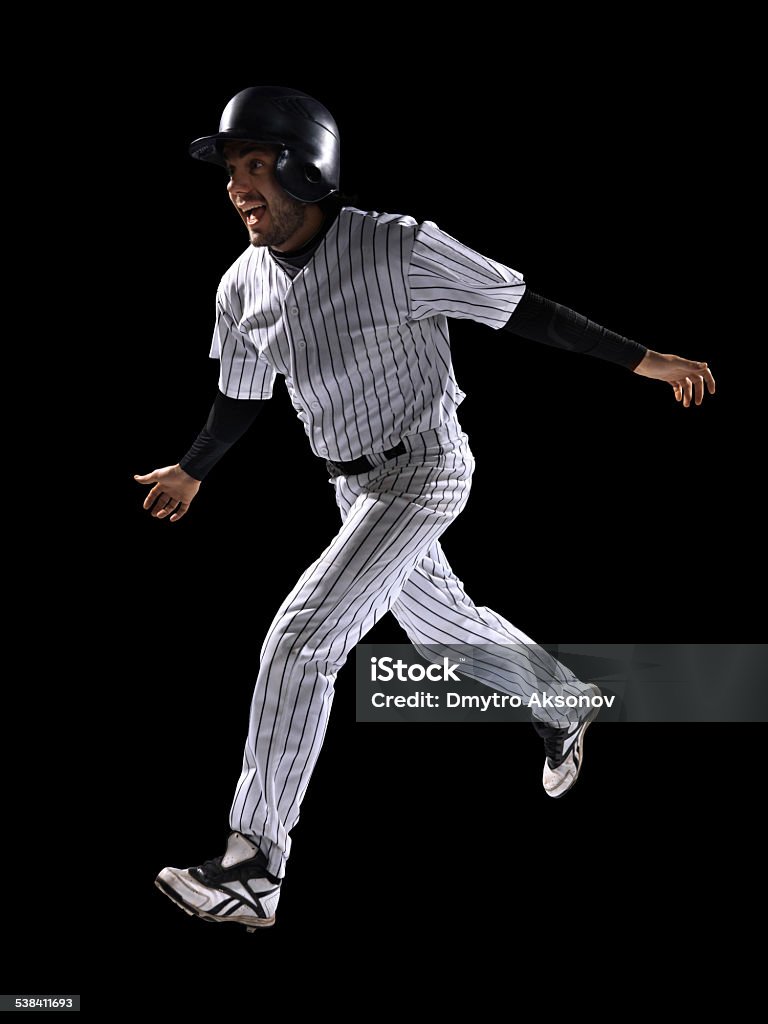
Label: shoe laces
xmin=198 ymin=840 xmax=268 ymax=881
xmin=199 ymin=854 xmax=226 ymax=879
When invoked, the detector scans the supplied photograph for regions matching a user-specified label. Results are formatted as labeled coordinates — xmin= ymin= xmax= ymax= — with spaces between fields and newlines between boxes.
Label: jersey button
xmin=318 ymin=446 xmax=328 ymax=456
xmin=296 ymin=340 xmax=306 ymax=349
xmin=311 ymin=402 xmax=321 ymax=410
xmin=290 ymin=306 xmax=299 ymax=315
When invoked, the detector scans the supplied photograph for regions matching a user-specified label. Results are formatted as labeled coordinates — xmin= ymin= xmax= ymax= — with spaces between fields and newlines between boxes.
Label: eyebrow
xmin=223 ymin=145 xmax=276 ymax=162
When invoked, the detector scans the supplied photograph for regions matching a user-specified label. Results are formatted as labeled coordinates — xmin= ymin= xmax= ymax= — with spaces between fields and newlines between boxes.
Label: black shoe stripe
xmin=217 ymin=884 xmax=279 ymax=919
xmin=208 ymin=897 xmax=237 ymax=914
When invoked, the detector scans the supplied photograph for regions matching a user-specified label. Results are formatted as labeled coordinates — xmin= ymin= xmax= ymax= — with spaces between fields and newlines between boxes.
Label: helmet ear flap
xmin=274 ymin=147 xmax=300 ymax=197
xmin=274 ymin=148 xmax=333 ymax=203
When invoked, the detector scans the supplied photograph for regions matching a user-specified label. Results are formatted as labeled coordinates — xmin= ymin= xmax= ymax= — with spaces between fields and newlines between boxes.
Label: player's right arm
xmin=133 ymin=463 xmax=201 ymax=522
xmin=135 ymin=280 xmax=275 ymax=522
xmin=134 ymin=391 xmax=264 ymax=522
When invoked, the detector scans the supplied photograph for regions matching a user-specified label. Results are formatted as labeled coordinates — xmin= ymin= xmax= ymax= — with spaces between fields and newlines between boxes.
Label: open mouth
xmin=241 ymin=203 xmax=267 ymax=226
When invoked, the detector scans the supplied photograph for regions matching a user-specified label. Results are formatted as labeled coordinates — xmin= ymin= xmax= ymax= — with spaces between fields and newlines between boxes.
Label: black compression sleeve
xmin=179 ymin=390 xmax=265 ymax=481
xmin=502 ymin=289 xmax=648 ymax=370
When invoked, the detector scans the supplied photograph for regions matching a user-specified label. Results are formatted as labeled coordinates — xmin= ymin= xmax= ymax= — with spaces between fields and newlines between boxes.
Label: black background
xmin=6 ymin=38 xmax=761 ymax=1004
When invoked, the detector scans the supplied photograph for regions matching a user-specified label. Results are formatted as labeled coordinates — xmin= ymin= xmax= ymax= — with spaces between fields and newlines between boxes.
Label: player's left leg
xmin=386 ymin=541 xmax=600 ymax=796
xmin=386 ymin=540 xmax=596 ymax=728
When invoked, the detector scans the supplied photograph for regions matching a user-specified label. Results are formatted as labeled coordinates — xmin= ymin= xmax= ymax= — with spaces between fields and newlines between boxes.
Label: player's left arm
xmin=501 ymin=289 xmax=716 ymax=407
xmin=405 ymin=218 xmax=716 ymax=407
xmin=630 ymin=350 xmax=716 ymax=408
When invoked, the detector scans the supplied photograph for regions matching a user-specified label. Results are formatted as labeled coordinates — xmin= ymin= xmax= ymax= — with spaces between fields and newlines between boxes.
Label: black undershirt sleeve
xmin=502 ymin=289 xmax=648 ymax=370
xmin=179 ymin=390 xmax=265 ymax=481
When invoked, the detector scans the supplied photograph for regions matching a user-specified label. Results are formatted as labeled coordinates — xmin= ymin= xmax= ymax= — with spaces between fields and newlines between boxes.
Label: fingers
xmin=687 ymin=361 xmax=716 ymax=401
xmin=662 ymin=357 xmax=716 ymax=406
xmin=143 ymin=483 xmax=162 ymax=510
xmin=139 ymin=483 xmax=189 ymax=522
xmin=142 ymin=488 xmax=177 ymax=516
xmin=136 ymin=469 xmax=191 ymax=522
xmin=153 ymin=496 xmax=180 ymax=519
xmin=671 ymin=378 xmax=693 ymax=406
xmin=672 ymin=370 xmax=715 ymax=407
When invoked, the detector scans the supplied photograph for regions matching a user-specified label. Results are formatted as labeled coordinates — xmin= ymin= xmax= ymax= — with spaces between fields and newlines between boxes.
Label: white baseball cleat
xmin=533 ymin=687 xmax=602 ymax=798
xmin=155 ymin=832 xmax=281 ymax=931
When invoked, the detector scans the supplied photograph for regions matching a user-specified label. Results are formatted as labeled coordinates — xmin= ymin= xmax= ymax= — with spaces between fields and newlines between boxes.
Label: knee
xmin=260 ymin=615 xmax=297 ymax=664
xmin=261 ymin=609 xmax=341 ymax=667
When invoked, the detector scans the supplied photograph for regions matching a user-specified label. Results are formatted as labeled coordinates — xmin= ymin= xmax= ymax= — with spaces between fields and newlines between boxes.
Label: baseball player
xmin=136 ymin=86 xmax=716 ymax=932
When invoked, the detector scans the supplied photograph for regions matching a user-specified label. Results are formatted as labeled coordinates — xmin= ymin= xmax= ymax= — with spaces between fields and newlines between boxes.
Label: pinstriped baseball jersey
xmin=209 ymin=206 xmax=527 ymax=461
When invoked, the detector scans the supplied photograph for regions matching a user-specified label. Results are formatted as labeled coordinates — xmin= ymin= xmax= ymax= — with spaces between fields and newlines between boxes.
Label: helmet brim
xmin=189 ymin=131 xmax=285 ymax=166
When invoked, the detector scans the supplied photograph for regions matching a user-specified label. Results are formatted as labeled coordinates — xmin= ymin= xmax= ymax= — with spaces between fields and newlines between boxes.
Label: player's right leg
xmin=226 ymin=434 xmax=475 ymax=881
xmin=156 ymin=433 xmax=475 ymax=930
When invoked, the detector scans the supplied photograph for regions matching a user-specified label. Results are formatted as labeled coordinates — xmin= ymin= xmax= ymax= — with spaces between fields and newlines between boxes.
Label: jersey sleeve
xmin=209 ymin=290 xmax=277 ymax=400
xmin=407 ymin=219 xmax=527 ymax=328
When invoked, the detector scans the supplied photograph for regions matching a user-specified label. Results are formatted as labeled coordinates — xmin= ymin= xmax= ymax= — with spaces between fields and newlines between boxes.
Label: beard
xmin=248 ymin=192 xmax=307 ymax=249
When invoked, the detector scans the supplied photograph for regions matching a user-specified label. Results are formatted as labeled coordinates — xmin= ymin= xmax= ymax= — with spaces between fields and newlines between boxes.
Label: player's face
xmin=223 ymin=141 xmax=310 ymax=250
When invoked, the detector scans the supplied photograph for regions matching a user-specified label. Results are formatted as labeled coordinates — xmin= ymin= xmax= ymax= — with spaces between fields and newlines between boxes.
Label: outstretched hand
xmin=633 ymin=350 xmax=716 ymax=407
xmin=134 ymin=464 xmax=201 ymax=522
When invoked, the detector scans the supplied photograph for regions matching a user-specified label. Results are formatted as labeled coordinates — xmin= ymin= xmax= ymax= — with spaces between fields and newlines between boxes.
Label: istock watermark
xmin=370 ymin=656 xmax=463 ymax=682
xmin=355 ymin=643 xmax=768 ymax=723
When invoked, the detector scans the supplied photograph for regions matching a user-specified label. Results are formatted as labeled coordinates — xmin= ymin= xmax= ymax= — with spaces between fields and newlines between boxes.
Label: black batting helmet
xmin=189 ymin=86 xmax=340 ymax=203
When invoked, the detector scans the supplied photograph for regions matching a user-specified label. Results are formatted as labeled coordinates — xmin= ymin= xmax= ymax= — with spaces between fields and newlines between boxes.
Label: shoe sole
xmin=154 ymin=876 xmax=276 ymax=932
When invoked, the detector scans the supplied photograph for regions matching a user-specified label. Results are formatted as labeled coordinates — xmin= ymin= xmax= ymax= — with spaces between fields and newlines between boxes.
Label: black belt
xmin=327 ymin=440 xmax=407 ymax=475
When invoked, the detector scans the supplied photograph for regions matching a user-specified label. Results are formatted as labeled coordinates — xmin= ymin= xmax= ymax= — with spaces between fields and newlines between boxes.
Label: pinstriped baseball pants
xmin=229 ymin=422 xmax=593 ymax=880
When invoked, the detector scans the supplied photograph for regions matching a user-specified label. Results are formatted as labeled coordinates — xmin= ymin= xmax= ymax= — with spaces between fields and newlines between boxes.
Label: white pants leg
xmin=230 ymin=430 xmax=475 ymax=880
xmin=388 ymin=542 xmax=593 ymax=727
